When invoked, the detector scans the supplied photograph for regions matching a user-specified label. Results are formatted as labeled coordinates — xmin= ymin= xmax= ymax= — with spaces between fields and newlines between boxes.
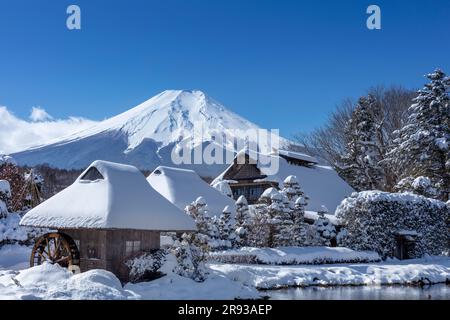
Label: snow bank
xmin=0 ymin=263 xmax=133 ymax=300
xmin=0 ymin=261 xmax=260 ymax=300
xmin=210 ymin=256 xmax=450 ymax=289
xmin=125 ymin=271 xmax=259 ymax=300
xmin=210 ymin=247 xmax=380 ymax=265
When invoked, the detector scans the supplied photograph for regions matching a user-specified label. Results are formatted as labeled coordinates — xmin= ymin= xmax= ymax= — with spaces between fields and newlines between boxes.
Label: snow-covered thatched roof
xmin=213 ymin=150 xmax=354 ymax=214
xmin=20 ymin=161 xmax=196 ymax=231
xmin=147 ymin=166 xmax=236 ymax=217
xmin=275 ymin=149 xmax=318 ymax=164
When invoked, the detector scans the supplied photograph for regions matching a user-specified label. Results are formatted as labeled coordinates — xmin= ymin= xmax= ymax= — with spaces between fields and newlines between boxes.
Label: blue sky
xmin=0 ymin=0 xmax=449 ymax=138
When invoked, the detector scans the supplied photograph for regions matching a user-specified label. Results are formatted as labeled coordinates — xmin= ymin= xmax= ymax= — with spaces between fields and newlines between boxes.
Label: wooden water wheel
xmin=30 ymin=232 xmax=80 ymax=268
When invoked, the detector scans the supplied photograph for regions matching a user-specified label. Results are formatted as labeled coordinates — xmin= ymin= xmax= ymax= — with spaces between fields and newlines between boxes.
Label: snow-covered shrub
xmin=125 ymin=249 xmax=167 ymax=283
xmin=336 ymin=191 xmax=449 ymax=259
xmin=309 ymin=206 xmax=336 ymax=246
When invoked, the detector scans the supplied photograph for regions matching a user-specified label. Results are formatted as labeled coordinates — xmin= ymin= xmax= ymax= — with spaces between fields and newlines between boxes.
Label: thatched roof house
xmin=212 ymin=150 xmax=354 ymax=213
xmin=147 ymin=166 xmax=236 ymax=217
xmin=20 ymin=160 xmax=195 ymax=281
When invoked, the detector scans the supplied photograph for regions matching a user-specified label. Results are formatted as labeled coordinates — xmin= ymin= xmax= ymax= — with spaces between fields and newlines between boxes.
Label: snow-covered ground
xmin=210 ymin=256 xmax=450 ymax=289
xmin=1 ymin=244 xmax=448 ymax=299
xmin=0 ymin=246 xmax=259 ymax=300
xmin=210 ymin=247 xmax=380 ymax=265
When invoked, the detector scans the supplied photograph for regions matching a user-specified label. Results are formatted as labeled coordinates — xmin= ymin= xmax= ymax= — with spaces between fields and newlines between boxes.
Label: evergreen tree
xmin=387 ymin=69 xmax=450 ymax=201
xmin=291 ymin=196 xmax=307 ymax=246
xmin=218 ymin=205 xmax=235 ymax=248
xmin=281 ymin=175 xmax=308 ymax=202
xmin=173 ymin=233 xmax=208 ymax=282
xmin=234 ymin=195 xmax=251 ymax=247
xmin=339 ymin=95 xmax=386 ymax=191
xmin=257 ymin=188 xmax=285 ymax=248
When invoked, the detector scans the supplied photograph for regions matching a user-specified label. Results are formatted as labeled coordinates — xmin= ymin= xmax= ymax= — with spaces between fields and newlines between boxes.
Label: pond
xmin=266 ymin=284 xmax=450 ymax=300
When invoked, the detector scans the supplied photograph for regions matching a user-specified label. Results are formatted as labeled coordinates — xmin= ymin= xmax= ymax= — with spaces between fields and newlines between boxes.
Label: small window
xmin=87 ymin=245 xmax=99 ymax=259
xmin=74 ymin=239 xmax=80 ymax=249
xmin=80 ymin=167 xmax=104 ymax=181
xmin=125 ymin=240 xmax=141 ymax=255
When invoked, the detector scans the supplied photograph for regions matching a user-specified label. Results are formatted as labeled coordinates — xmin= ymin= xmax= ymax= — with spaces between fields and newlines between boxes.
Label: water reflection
xmin=267 ymin=284 xmax=450 ymax=300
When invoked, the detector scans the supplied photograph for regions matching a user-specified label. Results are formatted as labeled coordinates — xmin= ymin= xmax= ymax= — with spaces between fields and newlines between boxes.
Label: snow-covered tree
xmin=338 ymin=95 xmax=386 ymax=191
xmin=336 ymin=191 xmax=449 ymax=259
xmin=247 ymin=209 xmax=269 ymax=248
xmin=184 ymin=196 xmax=212 ymax=255
xmin=217 ymin=205 xmax=235 ymax=248
xmin=172 ymin=233 xmax=208 ymax=282
xmin=291 ymin=196 xmax=307 ymax=246
xmin=234 ymin=195 xmax=251 ymax=247
xmin=394 ymin=176 xmax=438 ymax=198
xmin=0 ymin=162 xmax=27 ymax=212
xmin=386 ymin=69 xmax=450 ymax=201
xmin=185 ymin=196 xmax=210 ymax=238
xmin=280 ymin=175 xmax=308 ymax=246
xmin=281 ymin=175 xmax=308 ymax=202
xmin=0 ymin=180 xmax=11 ymax=219
xmin=306 ymin=206 xmax=336 ymax=246
xmin=256 ymin=188 xmax=288 ymax=248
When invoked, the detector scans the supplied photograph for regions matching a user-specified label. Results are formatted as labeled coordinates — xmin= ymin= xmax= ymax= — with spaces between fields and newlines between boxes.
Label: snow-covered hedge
xmin=209 ymin=246 xmax=381 ymax=265
xmin=336 ymin=191 xmax=449 ymax=259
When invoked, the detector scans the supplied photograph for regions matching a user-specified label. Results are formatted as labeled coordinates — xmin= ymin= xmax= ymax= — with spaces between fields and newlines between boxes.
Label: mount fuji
xmin=12 ymin=90 xmax=289 ymax=177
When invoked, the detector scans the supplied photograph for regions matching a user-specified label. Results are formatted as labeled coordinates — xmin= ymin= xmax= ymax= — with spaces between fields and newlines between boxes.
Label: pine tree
xmin=280 ymin=176 xmax=309 ymax=247
xmin=218 ymin=205 xmax=235 ymax=248
xmin=257 ymin=188 xmax=286 ymax=248
xmin=291 ymin=196 xmax=307 ymax=246
xmin=185 ymin=196 xmax=213 ymax=249
xmin=247 ymin=209 xmax=269 ymax=248
xmin=339 ymin=95 xmax=386 ymax=191
xmin=234 ymin=196 xmax=250 ymax=247
xmin=281 ymin=175 xmax=308 ymax=202
xmin=173 ymin=233 xmax=208 ymax=282
xmin=387 ymin=69 xmax=450 ymax=201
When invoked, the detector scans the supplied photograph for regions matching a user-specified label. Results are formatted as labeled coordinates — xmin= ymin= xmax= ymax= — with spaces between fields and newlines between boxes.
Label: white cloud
xmin=0 ymin=106 xmax=98 ymax=154
xmin=29 ymin=106 xmax=53 ymax=122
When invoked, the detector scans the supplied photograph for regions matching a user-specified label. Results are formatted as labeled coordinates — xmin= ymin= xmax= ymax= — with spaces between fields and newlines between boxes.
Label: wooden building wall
xmin=61 ymin=228 xmax=160 ymax=282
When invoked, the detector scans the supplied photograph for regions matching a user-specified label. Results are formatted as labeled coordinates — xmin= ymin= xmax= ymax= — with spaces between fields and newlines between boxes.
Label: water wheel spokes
xmin=30 ymin=232 xmax=80 ymax=269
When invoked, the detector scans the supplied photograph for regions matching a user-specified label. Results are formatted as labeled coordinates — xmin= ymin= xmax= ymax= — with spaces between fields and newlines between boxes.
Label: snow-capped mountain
xmin=13 ymin=90 xmax=287 ymax=176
